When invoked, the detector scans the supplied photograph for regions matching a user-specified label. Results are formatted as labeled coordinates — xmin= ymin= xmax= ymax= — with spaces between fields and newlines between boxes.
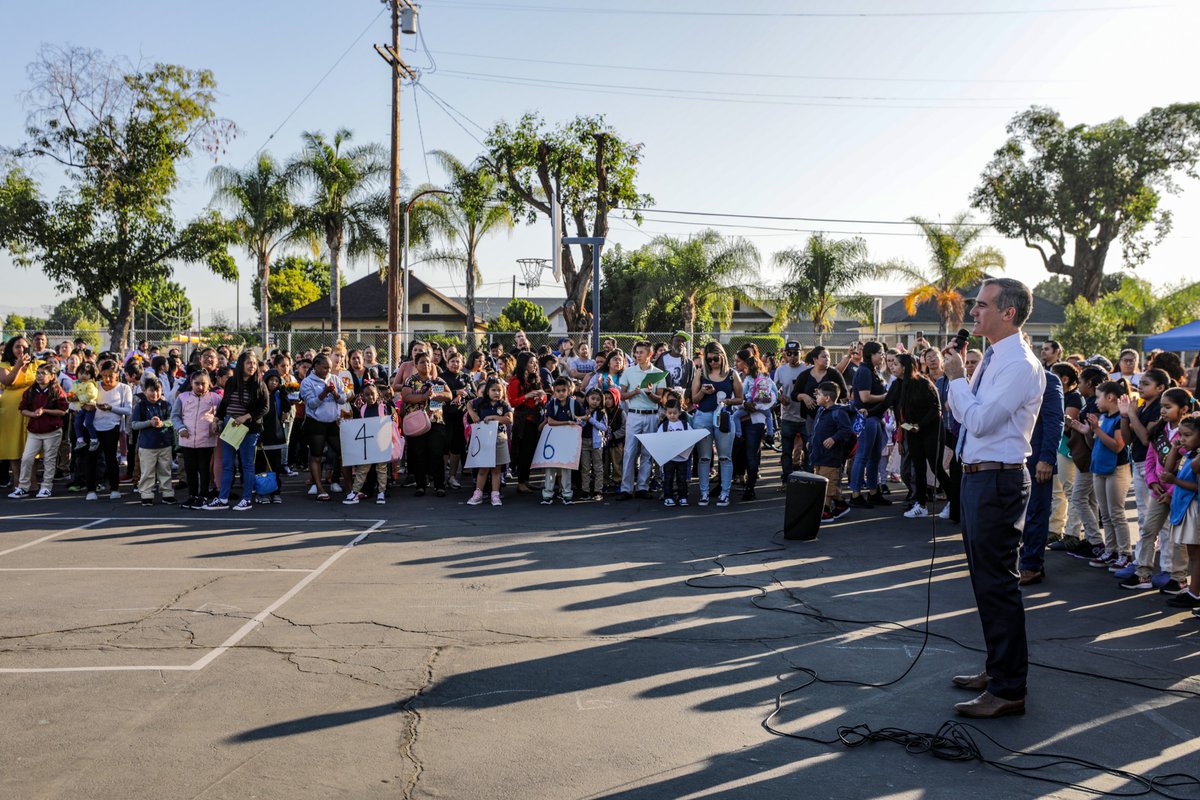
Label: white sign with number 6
xmin=340 ymin=416 xmax=394 ymax=467
xmin=531 ymin=424 xmax=582 ymax=470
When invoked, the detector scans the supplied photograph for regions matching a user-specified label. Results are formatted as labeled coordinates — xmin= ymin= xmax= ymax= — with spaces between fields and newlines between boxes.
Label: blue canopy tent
xmin=1144 ymin=320 xmax=1200 ymax=351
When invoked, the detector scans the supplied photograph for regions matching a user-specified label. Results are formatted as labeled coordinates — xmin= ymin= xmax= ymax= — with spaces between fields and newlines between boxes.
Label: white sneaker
xmin=7 ymin=488 xmax=28 ymax=499
xmin=307 ymin=484 xmax=318 ymax=496
xmin=203 ymin=498 xmax=229 ymax=511
xmin=448 ymin=477 xmax=461 ymax=489
xmin=904 ymin=503 xmax=929 ymax=519
xmin=375 ymin=492 xmax=386 ymax=505
xmin=938 ymin=505 xmax=951 ymax=520
xmin=330 ymin=482 xmax=343 ymax=493
xmin=342 ymin=492 xmax=360 ymax=505
xmin=36 ymin=488 xmax=52 ymax=499
xmin=108 ymin=491 xmax=121 ymax=501
xmin=232 ymin=498 xmax=253 ymax=512
xmin=85 ymin=491 xmax=99 ymax=501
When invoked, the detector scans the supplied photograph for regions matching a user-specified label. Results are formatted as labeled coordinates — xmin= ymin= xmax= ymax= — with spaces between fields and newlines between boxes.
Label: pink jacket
xmin=1143 ymin=425 xmax=1179 ymax=497
xmin=173 ymin=390 xmax=221 ymax=449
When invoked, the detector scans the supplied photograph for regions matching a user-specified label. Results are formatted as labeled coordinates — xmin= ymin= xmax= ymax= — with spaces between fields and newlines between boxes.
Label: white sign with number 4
xmin=340 ymin=416 xmax=394 ymax=467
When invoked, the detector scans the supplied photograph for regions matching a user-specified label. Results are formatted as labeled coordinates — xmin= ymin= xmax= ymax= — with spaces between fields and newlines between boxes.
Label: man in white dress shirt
xmin=942 ymin=278 xmax=1045 ymax=719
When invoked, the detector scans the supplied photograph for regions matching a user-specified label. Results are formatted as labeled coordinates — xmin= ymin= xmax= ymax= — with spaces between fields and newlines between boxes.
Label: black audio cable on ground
xmin=684 ymin=371 xmax=1200 ymax=796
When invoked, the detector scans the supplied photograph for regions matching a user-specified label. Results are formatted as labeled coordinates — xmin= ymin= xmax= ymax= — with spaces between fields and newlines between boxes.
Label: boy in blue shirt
xmin=131 ymin=377 xmax=176 ymax=506
xmin=541 ymin=377 xmax=586 ymax=505
xmin=810 ymin=381 xmax=854 ymax=521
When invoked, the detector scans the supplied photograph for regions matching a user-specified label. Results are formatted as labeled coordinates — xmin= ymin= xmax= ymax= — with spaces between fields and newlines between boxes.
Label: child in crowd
xmin=172 ymin=369 xmax=221 ymax=508
xmin=579 ymin=388 xmax=608 ymax=501
xmin=466 ymin=379 xmax=513 ymax=506
xmin=810 ymin=381 xmax=854 ymax=521
xmin=9 ymin=364 xmax=69 ymax=499
xmin=260 ymin=369 xmax=291 ymax=504
xmin=658 ymin=396 xmax=693 ymax=507
xmin=1064 ymin=365 xmax=1108 ymax=560
xmin=1123 ymin=387 xmax=1197 ymax=592
xmin=72 ymin=361 xmax=99 ymax=451
xmin=343 ymin=381 xmax=389 ymax=506
xmin=603 ymin=387 xmax=624 ymax=493
xmin=1071 ymin=380 xmax=1132 ymax=570
xmin=541 ymin=377 xmax=585 ymax=505
xmin=131 ymin=377 xmax=175 ymax=506
xmin=1163 ymin=414 xmax=1200 ymax=610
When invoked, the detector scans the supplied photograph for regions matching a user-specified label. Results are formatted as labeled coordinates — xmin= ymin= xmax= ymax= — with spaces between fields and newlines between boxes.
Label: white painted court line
xmin=0 ymin=519 xmax=109 ymax=559
xmin=0 ymin=519 xmax=385 ymax=675
xmin=0 ymin=515 xmax=389 ymax=524
xmin=0 ymin=567 xmax=315 ymax=573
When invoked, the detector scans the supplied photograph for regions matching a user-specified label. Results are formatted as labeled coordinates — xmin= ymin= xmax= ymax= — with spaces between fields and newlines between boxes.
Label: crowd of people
xmin=1 ymin=327 xmax=1198 ymax=614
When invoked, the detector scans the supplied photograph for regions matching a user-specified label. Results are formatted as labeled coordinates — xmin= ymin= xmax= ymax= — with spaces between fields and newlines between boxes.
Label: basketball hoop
xmin=517 ymin=257 xmax=551 ymax=290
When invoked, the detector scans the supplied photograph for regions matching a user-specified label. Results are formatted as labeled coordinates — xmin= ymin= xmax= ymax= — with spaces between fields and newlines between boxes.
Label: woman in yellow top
xmin=1 ymin=336 xmax=42 ymax=476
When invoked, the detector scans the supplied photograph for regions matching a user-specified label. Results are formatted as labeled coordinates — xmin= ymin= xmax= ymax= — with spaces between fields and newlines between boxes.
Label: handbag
xmin=717 ymin=407 xmax=730 ymax=433
xmin=402 ymin=409 xmax=431 ymax=437
xmin=253 ymin=444 xmax=279 ymax=495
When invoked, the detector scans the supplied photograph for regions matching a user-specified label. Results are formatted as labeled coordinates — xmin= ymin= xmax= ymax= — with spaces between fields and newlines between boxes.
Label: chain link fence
xmin=4 ymin=327 xmax=1171 ymax=365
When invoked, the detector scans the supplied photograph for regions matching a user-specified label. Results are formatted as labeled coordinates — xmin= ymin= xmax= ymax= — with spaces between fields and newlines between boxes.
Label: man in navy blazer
xmin=1018 ymin=368 xmax=1065 ymax=585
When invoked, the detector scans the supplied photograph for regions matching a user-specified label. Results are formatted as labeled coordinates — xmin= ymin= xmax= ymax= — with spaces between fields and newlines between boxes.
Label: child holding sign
xmin=466 ymin=379 xmax=513 ymax=506
xmin=343 ymin=382 xmax=391 ymax=505
xmin=541 ymin=377 xmax=586 ymax=505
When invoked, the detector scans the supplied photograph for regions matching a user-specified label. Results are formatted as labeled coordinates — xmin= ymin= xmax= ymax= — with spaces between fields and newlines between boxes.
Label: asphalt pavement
xmin=1 ymin=467 xmax=1198 ymax=799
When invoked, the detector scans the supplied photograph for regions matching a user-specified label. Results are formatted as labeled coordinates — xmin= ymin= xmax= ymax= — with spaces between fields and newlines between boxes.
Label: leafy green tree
xmin=1057 ymin=297 xmax=1128 ymax=356
xmin=288 ymin=129 xmax=388 ymax=340
xmin=419 ymin=150 xmax=514 ymax=340
xmin=642 ymin=230 xmax=760 ymax=339
xmin=773 ymin=234 xmax=887 ymax=343
xmin=972 ymin=104 xmax=1200 ymax=302
xmin=45 ymin=297 xmax=100 ymax=331
xmin=0 ymin=46 xmax=237 ymax=350
xmin=1099 ymin=275 xmax=1200 ymax=334
xmin=489 ymin=298 xmax=550 ymax=333
xmin=3 ymin=314 xmax=26 ymax=335
xmin=892 ymin=214 xmax=1005 ymax=337
xmin=1035 ymin=273 xmax=1125 ymax=307
xmin=597 ymin=245 xmax=677 ymax=332
xmin=209 ymin=153 xmax=296 ymax=347
xmin=484 ymin=113 xmax=651 ymax=334
xmin=137 ymin=278 xmax=193 ymax=331
xmin=249 ymin=255 xmax=331 ymax=327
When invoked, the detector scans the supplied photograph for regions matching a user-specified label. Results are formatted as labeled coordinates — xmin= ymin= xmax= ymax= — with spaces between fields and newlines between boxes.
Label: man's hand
xmin=942 ymin=348 xmax=966 ymax=380
xmin=1035 ymin=460 xmax=1053 ymax=483
xmin=823 ymin=437 xmax=835 ymax=448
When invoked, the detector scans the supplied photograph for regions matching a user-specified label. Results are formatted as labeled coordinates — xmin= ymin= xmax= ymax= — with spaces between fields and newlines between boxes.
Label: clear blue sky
xmin=3 ymin=0 xmax=1198 ymax=326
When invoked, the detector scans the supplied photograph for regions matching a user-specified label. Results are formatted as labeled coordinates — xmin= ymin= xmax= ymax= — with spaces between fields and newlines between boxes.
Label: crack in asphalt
xmin=400 ymin=647 xmax=442 ymax=800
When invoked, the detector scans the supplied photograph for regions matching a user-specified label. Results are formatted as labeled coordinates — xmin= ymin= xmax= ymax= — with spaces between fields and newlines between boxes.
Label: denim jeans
xmin=219 ymin=420 xmax=259 ymax=502
xmin=849 ymin=415 xmax=883 ymax=494
xmin=1019 ymin=463 xmax=1053 ymax=572
xmin=694 ymin=409 xmax=734 ymax=498
xmin=779 ymin=418 xmax=805 ymax=483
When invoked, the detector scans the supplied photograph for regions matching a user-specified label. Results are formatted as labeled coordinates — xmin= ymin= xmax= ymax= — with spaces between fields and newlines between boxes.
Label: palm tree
xmin=288 ymin=129 xmax=388 ymax=340
xmin=419 ymin=151 xmax=513 ymax=342
xmin=772 ymin=234 xmax=891 ymax=343
xmin=894 ymin=213 xmax=1005 ymax=340
xmin=208 ymin=154 xmax=296 ymax=348
xmin=644 ymin=230 xmax=761 ymax=339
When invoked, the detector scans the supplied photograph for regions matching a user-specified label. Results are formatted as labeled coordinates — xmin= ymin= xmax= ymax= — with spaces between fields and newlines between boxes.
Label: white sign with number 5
xmin=340 ymin=416 xmax=394 ymax=467
xmin=531 ymin=424 xmax=582 ymax=470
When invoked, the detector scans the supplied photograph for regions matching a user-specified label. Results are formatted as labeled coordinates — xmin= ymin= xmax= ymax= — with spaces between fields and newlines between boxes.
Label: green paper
xmin=639 ymin=369 xmax=667 ymax=389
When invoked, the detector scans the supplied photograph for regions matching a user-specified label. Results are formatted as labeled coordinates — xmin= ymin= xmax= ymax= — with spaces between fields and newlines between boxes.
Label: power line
xmin=420 ymin=83 xmax=489 ymax=134
xmin=436 ymin=68 xmax=1059 ymax=103
xmin=622 ymin=214 xmax=1008 ymax=240
xmin=411 ymin=84 xmax=431 ymax=183
xmin=433 ymin=72 xmax=1031 ymax=111
xmin=426 ymin=49 xmax=1079 ymax=86
xmin=432 ymin=0 xmax=1175 ymax=18
xmin=414 ymin=83 xmax=487 ymax=148
xmin=623 ymin=207 xmax=990 ymax=227
xmin=252 ymin=7 xmax=386 ymax=155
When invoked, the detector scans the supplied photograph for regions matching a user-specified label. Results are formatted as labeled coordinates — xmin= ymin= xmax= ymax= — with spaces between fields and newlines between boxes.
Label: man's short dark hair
xmin=1044 ymin=339 xmax=1061 ymax=352
xmin=982 ymin=277 xmax=1033 ymax=327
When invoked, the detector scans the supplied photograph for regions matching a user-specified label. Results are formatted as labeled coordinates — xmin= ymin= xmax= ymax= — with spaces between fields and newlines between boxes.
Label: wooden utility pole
xmin=385 ymin=1 xmax=403 ymax=368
